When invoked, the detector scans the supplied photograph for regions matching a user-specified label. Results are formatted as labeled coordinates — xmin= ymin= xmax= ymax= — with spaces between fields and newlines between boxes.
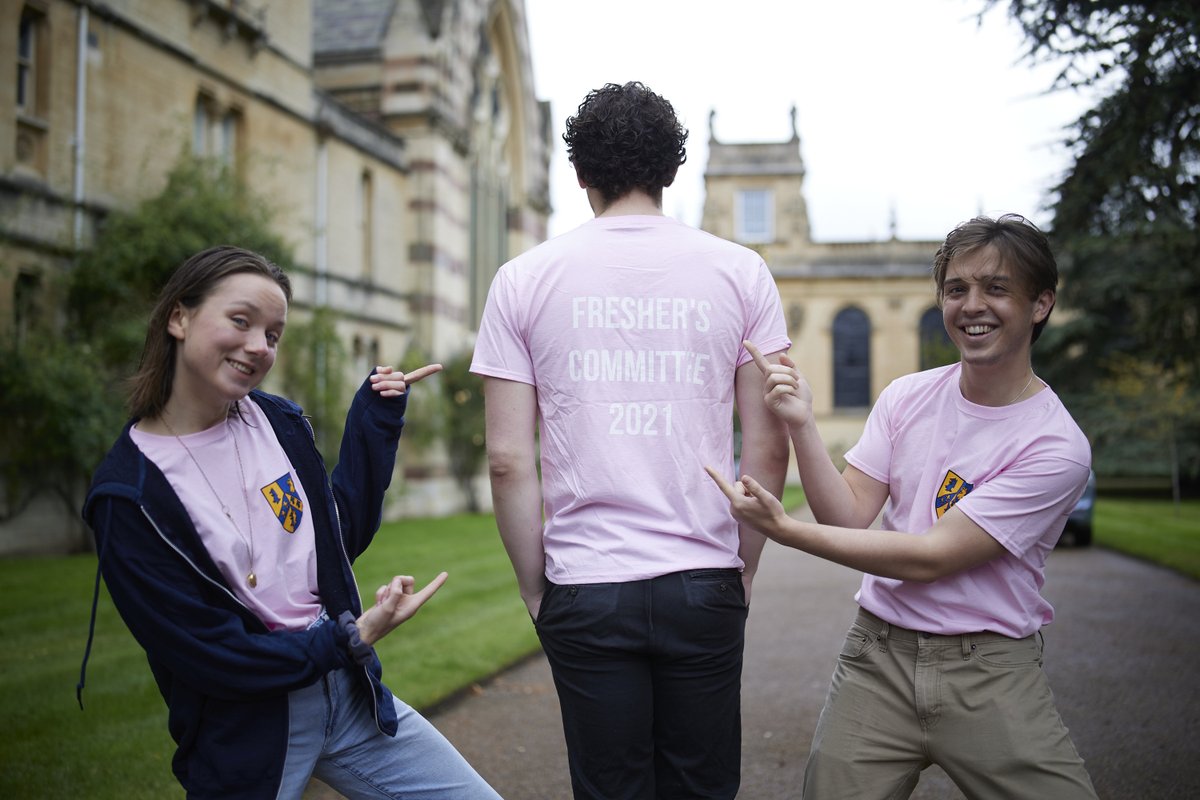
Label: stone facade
xmin=701 ymin=109 xmax=950 ymax=461
xmin=0 ymin=0 xmax=550 ymax=553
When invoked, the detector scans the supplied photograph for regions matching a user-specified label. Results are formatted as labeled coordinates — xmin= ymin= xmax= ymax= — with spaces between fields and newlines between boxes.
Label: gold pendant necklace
xmin=163 ymin=414 xmax=258 ymax=588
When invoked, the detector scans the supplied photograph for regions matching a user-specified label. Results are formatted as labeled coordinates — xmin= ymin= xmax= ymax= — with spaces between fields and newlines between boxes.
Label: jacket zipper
xmin=139 ymin=505 xmax=254 ymax=615
xmin=301 ymin=413 xmax=385 ymax=733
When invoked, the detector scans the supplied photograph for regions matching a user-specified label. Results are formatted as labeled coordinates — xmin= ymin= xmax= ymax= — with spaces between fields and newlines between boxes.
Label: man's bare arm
xmin=733 ymin=352 xmax=791 ymax=601
xmin=483 ymin=377 xmax=546 ymax=618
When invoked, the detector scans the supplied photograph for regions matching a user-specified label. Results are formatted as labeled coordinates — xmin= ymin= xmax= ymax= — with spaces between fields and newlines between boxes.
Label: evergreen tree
xmin=988 ymin=1 xmax=1200 ymax=484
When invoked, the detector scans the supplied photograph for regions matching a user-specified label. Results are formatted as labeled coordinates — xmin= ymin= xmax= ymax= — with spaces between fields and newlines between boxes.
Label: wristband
xmin=337 ymin=611 xmax=374 ymax=665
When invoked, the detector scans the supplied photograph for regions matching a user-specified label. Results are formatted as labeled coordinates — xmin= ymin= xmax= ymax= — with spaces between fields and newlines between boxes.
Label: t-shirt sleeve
xmin=844 ymin=382 xmax=897 ymax=485
xmin=470 ymin=268 xmax=535 ymax=385
xmin=737 ymin=260 xmax=792 ymax=367
xmin=955 ymin=455 xmax=1090 ymax=557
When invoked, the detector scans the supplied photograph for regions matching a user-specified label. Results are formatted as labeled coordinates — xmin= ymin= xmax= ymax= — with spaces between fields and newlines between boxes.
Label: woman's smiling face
xmin=168 ymin=272 xmax=289 ymax=411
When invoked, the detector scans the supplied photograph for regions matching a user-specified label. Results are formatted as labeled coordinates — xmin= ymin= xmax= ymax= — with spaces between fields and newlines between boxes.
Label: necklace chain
xmin=163 ymin=415 xmax=258 ymax=588
xmin=959 ymin=369 xmax=1038 ymax=406
xmin=1008 ymin=371 xmax=1037 ymax=405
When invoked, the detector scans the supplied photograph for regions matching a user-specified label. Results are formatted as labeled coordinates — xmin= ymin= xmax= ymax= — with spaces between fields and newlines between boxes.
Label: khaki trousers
xmin=803 ymin=608 xmax=1098 ymax=800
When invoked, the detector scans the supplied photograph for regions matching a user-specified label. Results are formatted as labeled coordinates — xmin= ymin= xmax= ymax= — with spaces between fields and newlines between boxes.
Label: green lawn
xmin=0 ymin=513 xmax=536 ymax=800
xmin=1094 ymin=496 xmax=1200 ymax=580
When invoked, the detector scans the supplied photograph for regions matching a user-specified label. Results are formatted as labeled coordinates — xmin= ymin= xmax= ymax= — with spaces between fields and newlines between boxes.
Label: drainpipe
xmin=314 ymin=135 xmax=329 ymax=415
xmin=72 ymin=5 xmax=89 ymax=248
xmin=315 ymin=136 xmax=329 ymax=306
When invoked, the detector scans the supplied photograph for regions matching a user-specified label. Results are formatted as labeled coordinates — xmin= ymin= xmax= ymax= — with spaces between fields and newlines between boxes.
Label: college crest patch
xmin=934 ymin=470 xmax=974 ymax=518
xmin=261 ymin=473 xmax=304 ymax=533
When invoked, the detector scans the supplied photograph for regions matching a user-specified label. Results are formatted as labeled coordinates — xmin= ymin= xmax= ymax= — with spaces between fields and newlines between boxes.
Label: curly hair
xmin=932 ymin=213 xmax=1058 ymax=343
xmin=563 ymin=82 xmax=688 ymax=205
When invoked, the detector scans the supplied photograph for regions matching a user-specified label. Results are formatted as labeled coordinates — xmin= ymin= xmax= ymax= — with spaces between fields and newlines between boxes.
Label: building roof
xmin=705 ymin=140 xmax=805 ymax=177
xmin=771 ymin=260 xmax=934 ymax=279
xmin=313 ymin=0 xmax=398 ymax=57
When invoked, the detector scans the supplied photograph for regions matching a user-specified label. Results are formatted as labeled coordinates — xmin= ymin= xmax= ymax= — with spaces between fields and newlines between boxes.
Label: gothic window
xmin=833 ymin=306 xmax=871 ymax=408
xmin=469 ymin=167 xmax=508 ymax=327
xmin=359 ymin=169 xmax=374 ymax=280
xmin=15 ymin=6 xmax=49 ymax=173
xmin=16 ymin=8 xmax=43 ymax=115
xmin=919 ymin=306 xmax=957 ymax=370
xmin=219 ymin=110 xmax=241 ymax=167
xmin=13 ymin=271 xmax=41 ymax=348
xmin=193 ymin=95 xmax=241 ymax=169
xmin=735 ymin=189 xmax=773 ymax=244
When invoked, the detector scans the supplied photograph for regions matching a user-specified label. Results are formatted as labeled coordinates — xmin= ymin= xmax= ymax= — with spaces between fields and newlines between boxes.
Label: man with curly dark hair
xmin=562 ymin=81 xmax=689 ymax=206
xmin=472 ymin=81 xmax=791 ymax=799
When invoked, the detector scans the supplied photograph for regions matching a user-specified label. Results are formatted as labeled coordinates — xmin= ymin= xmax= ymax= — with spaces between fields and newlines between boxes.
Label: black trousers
xmin=536 ymin=568 xmax=748 ymax=800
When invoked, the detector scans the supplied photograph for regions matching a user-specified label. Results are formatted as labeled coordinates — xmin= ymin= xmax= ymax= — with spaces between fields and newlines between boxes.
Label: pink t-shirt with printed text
xmin=471 ymin=215 xmax=791 ymax=584
xmin=131 ymin=400 xmax=322 ymax=631
xmin=846 ymin=362 xmax=1091 ymax=638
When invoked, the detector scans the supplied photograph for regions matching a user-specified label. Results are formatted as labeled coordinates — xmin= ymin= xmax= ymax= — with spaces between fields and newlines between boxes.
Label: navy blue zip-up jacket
xmin=81 ymin=377 xmax=408 ymax=799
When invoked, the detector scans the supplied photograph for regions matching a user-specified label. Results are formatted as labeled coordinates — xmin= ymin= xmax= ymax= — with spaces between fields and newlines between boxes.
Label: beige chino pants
xmin=802 ymin=607 xmax=1099 ymax=800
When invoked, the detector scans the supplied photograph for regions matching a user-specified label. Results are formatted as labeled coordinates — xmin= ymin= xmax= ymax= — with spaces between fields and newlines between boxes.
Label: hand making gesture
xmin=744 ymin=340 xmax=812 ymax=428
xmin=369 ymin=363 xmax=443 ymax=398
xmin=356 ymin=572 xmax=449 ymax=645
xmin=705 ymin=467 xmax=791 ymax=542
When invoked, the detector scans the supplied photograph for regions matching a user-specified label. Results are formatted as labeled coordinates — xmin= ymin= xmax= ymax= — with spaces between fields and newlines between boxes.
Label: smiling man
xmin=709 ymin=214 xmax=1099 ymax=799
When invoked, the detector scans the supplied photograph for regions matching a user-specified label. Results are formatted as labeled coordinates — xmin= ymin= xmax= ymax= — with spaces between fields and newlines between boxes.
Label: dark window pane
xmin=833 ymin=307 xmax=870 ymax=407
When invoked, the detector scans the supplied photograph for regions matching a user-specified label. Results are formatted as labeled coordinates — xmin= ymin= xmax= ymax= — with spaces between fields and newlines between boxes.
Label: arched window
xmin=359 ymin=169 xmax=374 ymax=280
xmin=833 ymin=307 xmax=870 ymax=408
xmin=919 ymin=306 xmax=957 ymax=371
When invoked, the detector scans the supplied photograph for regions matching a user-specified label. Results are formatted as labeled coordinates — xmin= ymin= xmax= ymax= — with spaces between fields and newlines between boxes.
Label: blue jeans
xmin=536 ymin=568 xmax=749 ymax=800
xmin=275 ymin=667 xmax=500 ymax=800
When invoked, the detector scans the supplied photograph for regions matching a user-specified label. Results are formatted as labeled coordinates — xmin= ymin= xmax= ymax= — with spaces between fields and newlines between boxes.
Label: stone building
xmin=701 ymin=108 xmax=952 ymax=459
xmin=0 ymin=0 xmax=550 ymax=554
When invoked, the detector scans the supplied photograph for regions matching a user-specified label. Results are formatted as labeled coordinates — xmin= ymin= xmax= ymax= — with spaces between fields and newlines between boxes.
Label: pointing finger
xmin=403 ymin=363 xmax=444 ymax=385
xmin=411 ymin=571 xmax=448 ymax=605
xmin=704 ymin=465 xmax=739 ymax=500
xmin=742 ymin=340 xmax=774 ymax=375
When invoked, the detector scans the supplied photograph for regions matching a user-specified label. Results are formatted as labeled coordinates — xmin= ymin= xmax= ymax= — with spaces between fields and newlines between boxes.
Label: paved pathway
xmin=308 ymin=511 xmax=1200 ymax=799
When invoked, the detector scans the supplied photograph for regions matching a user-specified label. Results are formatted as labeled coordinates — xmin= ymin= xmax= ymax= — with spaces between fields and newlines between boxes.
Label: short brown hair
xmin=932 ymin=214 xmax=1058 ymax=343
xmin=127 ymin=245 xmax=291 ymax=420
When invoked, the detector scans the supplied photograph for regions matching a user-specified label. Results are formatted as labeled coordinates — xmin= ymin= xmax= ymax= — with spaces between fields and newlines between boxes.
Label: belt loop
xmin=961 ymin=634 xmax=972 ymax=660
xmin=877 ymin=620 xmax=889 ymax=653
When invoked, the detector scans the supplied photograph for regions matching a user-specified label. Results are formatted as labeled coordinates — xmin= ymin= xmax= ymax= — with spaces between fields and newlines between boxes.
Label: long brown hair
xmin=127 ymin=245 xmax=292 ymax=420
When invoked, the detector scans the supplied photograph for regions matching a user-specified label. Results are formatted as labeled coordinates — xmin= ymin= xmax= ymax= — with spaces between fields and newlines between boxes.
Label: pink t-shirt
xmin=471 ymin=215 xmax=791 ymax=583
xmin=846 ymin=362 xmax=1091 ymax=637
xmin=131 ymin=400 xmax=322 ymax=631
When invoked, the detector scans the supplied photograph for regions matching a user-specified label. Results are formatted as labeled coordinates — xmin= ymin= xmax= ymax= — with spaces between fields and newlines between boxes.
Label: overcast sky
xmin=523 ymin=0 xmax=1095 ymax=242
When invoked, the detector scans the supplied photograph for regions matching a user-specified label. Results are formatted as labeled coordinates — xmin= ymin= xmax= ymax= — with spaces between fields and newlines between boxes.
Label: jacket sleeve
xmin=331 ymin=373 xmax=410 ymax=561
xmin=91 ymin=493 xmax=359 ymax=701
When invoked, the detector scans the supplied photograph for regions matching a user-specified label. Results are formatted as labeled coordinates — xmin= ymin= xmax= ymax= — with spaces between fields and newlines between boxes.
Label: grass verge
xmin=1093 ymin=497 xmax=1200 ymax=580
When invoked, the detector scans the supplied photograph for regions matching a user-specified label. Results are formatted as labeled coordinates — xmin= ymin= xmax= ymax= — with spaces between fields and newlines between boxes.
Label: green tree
xmin=69 ymin=155 xmax=296 ymax=372
xmin=987 ymin=1 xmax=1200 ymax=483
xmin=1089 ymin=355 xmax=1198 ymax=504
xmin=279 ymin=307 xmax=348 ymax=472
xmin=0 ymin=155 xmax=302 ymax=533
xmin=440 ymin=352 xmax=488 ymax=513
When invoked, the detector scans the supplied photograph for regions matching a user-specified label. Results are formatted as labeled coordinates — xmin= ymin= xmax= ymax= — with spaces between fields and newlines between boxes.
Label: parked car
xmin=1060 ymin=470 xmax=1097 ymax=547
